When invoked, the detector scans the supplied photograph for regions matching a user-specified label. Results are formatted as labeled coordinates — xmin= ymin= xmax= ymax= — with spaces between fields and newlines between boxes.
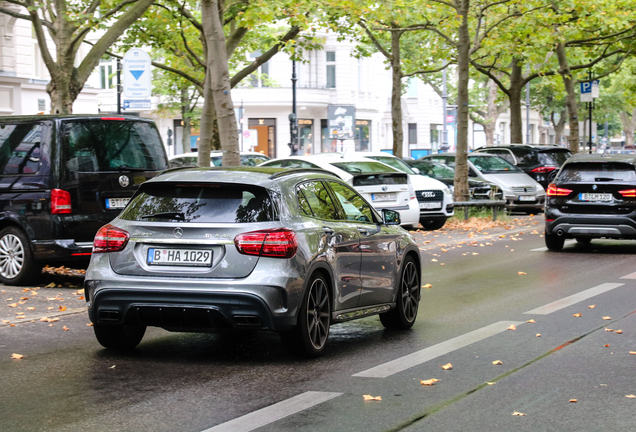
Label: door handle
xmin=357 ymin=227 xmax=369 ymax=235
xmin=323 ymin=226 xmax=335 ymax=234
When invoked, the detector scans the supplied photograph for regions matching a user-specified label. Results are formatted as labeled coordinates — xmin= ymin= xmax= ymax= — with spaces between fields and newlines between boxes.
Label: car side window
xmin=297 ymin=181 xmax=339 ymax=220
xmin=327 ymin=181 xmax=374 ymax=223
xmin=0 ymin=123 xmax=44 ymax=175
xmin=241 ymin=155 xmax=269 ymax=166
xmin=491 ymin=150 xmax=516 ymax=164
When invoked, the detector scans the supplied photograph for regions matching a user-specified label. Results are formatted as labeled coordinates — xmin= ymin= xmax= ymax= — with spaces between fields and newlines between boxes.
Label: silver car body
xmin=85 ymin=167 xmax=421 ymax=334
xmin=421 ymin=153 xmax=546 ymax=210
xmin=259 ymin=156 xmax=421 ymax=227
xmin=169 ymin=151 xmax=270 ymax=168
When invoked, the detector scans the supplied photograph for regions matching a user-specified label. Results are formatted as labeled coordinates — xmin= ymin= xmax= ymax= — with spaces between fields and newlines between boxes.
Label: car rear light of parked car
xmin=235 ymin=228 xmax=298 ymax=258
xmin=619 ymin=189 xmax=636 ymax=198
xmin=531 ymin=167 xmax=557 ymax=173
xmin=546 ymin=184 xmax=573 ymax=197
xmin=93 ymin=224 xmax=130 ymax=253
xmin=51 ymin=189 xmax=72 ymax=214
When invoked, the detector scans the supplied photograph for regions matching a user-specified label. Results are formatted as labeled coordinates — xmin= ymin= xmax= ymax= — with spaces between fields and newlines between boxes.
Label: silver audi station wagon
xmin=85 ymin=167 xmax=422 ymax=357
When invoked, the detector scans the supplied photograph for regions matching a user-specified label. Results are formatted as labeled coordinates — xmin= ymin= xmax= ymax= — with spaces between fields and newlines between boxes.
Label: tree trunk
xmin=453 ymin=0 xmax=470 ymax=202
xmin=181 ymin=88 xmax=192 ymax=153
xmin=484 ymin=79 xmax=507 ymax=146
xmin=551 ymin=111 xmax=566 ymax=145
xmin=556 ymin=43 xmax=579 ymax=153
xmin=508 ymin=62 xmax=524 ymax=144
xmin=390 ymin=29 xmax=404 ymax=157
xmin=620 ymin=109 xmax=636 ymax=147
xmin=200 ymin=0 xmax=240 ymax=166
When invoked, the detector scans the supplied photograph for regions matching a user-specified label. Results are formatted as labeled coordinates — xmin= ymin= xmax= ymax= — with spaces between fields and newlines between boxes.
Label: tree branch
xmin=180 ymin=24 xmax=206 ymax=68
xmin=358 ymin=20 xmax=392 ymax=60
xmin=226 ymin=26 xmax=248 ymax=58
xmin=403 ymin=62 xmax=452 ymax=78
xmin=0 ymin=5 xmax=54 ymax=30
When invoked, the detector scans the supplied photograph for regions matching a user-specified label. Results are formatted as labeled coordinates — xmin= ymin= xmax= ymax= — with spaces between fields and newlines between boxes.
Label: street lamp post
xmin=289 ymin=59 xmax=299 ymax=156
xmin=525 ymin=81 xmax=530 ymax=143
xmin=441 ymin=67 xmax=448 ymax=153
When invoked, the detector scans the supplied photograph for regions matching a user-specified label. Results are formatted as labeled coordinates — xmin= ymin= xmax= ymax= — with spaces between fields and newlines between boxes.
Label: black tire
xmin=0 ymin=226 xmax=40 ymax=286
xmin=281 ymin=273 xmax=331 ymax=358
xmin=380 ymin=256 xmax=420 ymax=329
xmin=576 ymin=237 xmax=592 ymax=245
xmin=544 ymin=231 xmax=565 ymax=251
xmin=421 ymin=218 xmax=447 ymax=231
xmin=94 ymin=324 xmax=146 ymax=350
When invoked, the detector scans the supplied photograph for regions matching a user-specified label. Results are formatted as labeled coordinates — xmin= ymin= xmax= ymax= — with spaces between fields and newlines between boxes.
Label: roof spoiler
xmin=269 ymin=168 xmax=341 ymax=180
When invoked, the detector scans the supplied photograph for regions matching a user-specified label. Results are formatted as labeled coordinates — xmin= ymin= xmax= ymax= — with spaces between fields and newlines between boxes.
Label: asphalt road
xmin=3 ymin=218 xmax=636 ymax=432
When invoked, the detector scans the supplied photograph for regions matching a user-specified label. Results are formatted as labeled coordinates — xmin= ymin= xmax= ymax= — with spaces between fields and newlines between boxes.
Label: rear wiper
xmin=118 ymin=165 xmax=147 ymax=172
xmin=141 ymin=212 xmax=185 ymax=220
xmin=594 ymin=177 xmax=615 ymax=182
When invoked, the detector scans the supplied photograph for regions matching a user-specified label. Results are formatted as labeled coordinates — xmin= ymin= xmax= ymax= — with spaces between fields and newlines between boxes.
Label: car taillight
xmin=93 ymin=224 xmax=130 ymax=253
xmin=619 ymin=189 xmax=636 ymax=198
xmin=100 ymin=117 xmax=125 ymax=121
xmin=235 ymin=228 xmax=297 ymax=258
xmin=531 ymin=166 xmax=557 ymax=173
xmin=51 ymin=189 xmax=72 ymax=214
xmin=546 ymin=184 xmax=572 ymax=197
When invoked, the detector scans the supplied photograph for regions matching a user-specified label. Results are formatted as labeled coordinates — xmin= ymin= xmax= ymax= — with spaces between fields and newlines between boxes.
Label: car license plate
xmin=147 ymin=248 xmax=213 ymax=267
xmin=105 ymin=197 xmax=130 ymax=210
xmin=420 ymin=202 xmax=442 ymax=209
xmin=579 ymin=193 xmax=612 ymax=202
xmin=518 ymin=195 xmax=536 ymax=202
xmin=372 ymin=193 xmax=396 ymax=202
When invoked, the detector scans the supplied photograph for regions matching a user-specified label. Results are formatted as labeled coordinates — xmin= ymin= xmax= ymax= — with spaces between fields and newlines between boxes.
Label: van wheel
xmin=545 ymin=231 xmax=565 ymax=251
xmin=0 ymin=227 xmax=39 ymax=286
xmin=380 ymin=256 xmax=420 ymax=329
xmin=281 ymin=273 xmax=331 ymax=358
xmin=94 ymin=324 xmax=146 ymax=350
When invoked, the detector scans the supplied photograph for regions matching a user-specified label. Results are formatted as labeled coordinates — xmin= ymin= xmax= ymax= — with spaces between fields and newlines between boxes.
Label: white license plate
xmin=580 ymin=193 xmax=612 ymax=202
xmin=105 ymin=197 xmax=130 ymax=209
xmin=420 ymin=202 xmax=442 ymax=209
xmin=147 ymin=248 xmax=213 ymax=267
xmin=372 ymin=193 xmax=396 ymax=202
xmin=518 ymin=195 xmax=536 ymax=202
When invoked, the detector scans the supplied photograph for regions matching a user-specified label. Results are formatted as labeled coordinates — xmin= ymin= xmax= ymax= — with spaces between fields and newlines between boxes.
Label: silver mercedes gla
xmin=85 ymin=167 xmax=422 ymax=357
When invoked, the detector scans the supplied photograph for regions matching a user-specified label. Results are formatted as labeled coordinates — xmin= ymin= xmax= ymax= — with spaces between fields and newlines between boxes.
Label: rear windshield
xmin=332 ymin=161 xmax=401 ymax=174
xmin=409 ymin=161 xmax=455 ymax=178
xmin=63 ymin=120 xmax=167 ymax=172
xmin=557 ymin=162 xmax=636 ymax=183
xmin=352 ymin=173 xmax=408 ymax=186
xmin=538 ymin=150 xmax=571 ymax=166
xmin=120 ymin=183 xmax=276 ymax=223
xmin=468 ymin=156 xmax=522 ymax=174
xmin=367 ymin=156 xmax=415 ymax=174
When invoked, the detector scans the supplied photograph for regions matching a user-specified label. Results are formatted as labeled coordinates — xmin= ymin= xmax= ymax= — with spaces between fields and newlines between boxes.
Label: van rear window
xmin=120 ymin=183 xmax=276 ymax=223
xmin=0 ymin=123 xmax=45 ymax=175
xmin=63 ymin=120 xmax=167 ymax=172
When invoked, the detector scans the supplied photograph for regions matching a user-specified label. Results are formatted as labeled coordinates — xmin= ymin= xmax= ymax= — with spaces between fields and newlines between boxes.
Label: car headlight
xmin=443 ymin=186 xmax=453 ymax=195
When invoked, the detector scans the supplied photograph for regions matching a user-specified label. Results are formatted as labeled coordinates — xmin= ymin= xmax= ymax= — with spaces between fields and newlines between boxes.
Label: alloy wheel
xmin=400 ymin=261 xmax=419 ymax=322
xmin=306 ymin=277 xmax=330 ymax=350
xmin=0 ymin=234 xmax=24 ymax=279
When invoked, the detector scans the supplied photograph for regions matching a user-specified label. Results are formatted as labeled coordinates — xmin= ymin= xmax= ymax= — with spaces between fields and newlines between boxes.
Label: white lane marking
xmin=530 ymin=240 xmax=576 ymax=252
xmin=523 ymin=283 xmax=625 ymax=315
xmin=352 ymin=321 xmax=523 ymax=379
xmin=620 ymin=272 xmax=636 ymax=279
xmin=202 ymin=391 xmax=342 ymax=432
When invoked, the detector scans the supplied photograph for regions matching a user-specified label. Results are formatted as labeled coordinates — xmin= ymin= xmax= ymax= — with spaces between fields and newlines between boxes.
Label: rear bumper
xmin=32 ymin=239 xmax=93 ymax=262
xmin=504 ymin=194 xmax=545 ymax=210
xmin=545 ymin=211 xmax=636 ymax=239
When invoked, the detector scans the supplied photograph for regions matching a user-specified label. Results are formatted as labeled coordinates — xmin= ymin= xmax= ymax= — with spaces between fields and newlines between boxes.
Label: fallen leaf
xmin=605 ymin=329 xmax=614 ymax=332
xmin=604 ymin=344 xmax=610 ymax=347
xmin=569 ymin=399 xmax=577 ymax=403
xmin=26 ymin=307 xmax=35 ymax=310
xmin=78 ymin=296 xmax=85 ymax=300
xmin=63 ymin=326 xmax=69 ymax=331
xmin=472 ymin=252 xmax=479 ymax=255
xmin=109 ymin=365 xmax=116 ymax=369
xmin=7 ymin=303 xmax=17 ymax=308
xmin=441 ymin=363 xmax=452 ymax=370
xmin=1 ymin=320 xmax=9 ymax=323
xmin=86 ymin=323 xmax=93 ymax=326
xmin=626 ymin=395 xmax=636 ymax=399
xmin=45 ymin=282 xmax=56 ymax=288
xmin=431 ymin=259 xmax=438 ymax=262
xmin=423 ymin=284 xmax=433 ymax=289
xmin=4 ymin=298 xmax=12 ymax=301
xmin=629 ymin=351 xmax=636 ymax=355
xmin=20 ymin=297 xmax=28 ymax=301
xmin=492 ymin=360 xmax=503 ymax=365
xmin=518 ymin=272 xmax=526 ymax=275
xmin=9 ymin=324 xmax=15 ymax=327
xmin=536 ymin=333 xmax=542 ymax=337
xmin=512 ymin=411 xmax=526 ymax=416
xmin=420 ymin=379 xmax=440 ymax=386
xmin=507 ymin=325 xmax=516 ymax=331
xmin=363 ymin=395 xmax=381 ymax=401
xmin=58 ymin=306 xmax=66 ymax=312
xmin=573 ymin=313 xmax=582 ymax=317
xmin=616 ymin=330 xmax=623 ymax=334
xmin=603 ymin=316 xmax=612 ymax=320
xmin=526 ymin=319 xmax=536 ymax=323
xmin=589 ymin=305 xmax=596 ymax=309
xmin=486 ymin=382 xmax=495 ymax=385
xmin=11 ymin=353 xmax=24 ymax=360
xmin=47 ymin=307 xmax=53 ymax=310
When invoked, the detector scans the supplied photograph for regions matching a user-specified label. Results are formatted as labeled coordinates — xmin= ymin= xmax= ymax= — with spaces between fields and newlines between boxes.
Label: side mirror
xmin=411 ymin=167 xmax=420 ymax=174
xmin=382 ymin=209 xmax=401 ymax=226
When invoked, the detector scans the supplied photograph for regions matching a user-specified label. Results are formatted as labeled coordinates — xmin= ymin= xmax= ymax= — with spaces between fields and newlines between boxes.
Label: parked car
xmin=169 ymin=151 xmax=270 ymax=168
xmin=420 ymin=153 xmax=546 ymax=212
xmin=472 ymin=145 xmax=572 ymax=188
xmin=544 ymin=153 xmax=636 ymax=251
xmin=259 ymin=156 xmax=421 ymax=229
xmin=351 ymin=152 xmax=454 ymax=230
xmin=0 ymin=115 xmax=168 ymax=285
xmin=85 ymin=166 xmax=422 ymax=357
xmin=405 ymin=160 xmax=503 ymax=201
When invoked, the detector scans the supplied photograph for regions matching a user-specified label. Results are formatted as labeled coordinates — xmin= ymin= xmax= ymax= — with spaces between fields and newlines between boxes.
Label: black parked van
xmin=0 ymin=115 xmax=168 ymax=285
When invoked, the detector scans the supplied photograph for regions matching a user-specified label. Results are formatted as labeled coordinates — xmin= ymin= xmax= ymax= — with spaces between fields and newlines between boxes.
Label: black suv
xmin=544 ymin=153 xmax=636 ymax=251
xmin=473 ymin=144 xmax=571 ymax=188
xmin=0 ymin=115 xmax=168 ymax=285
